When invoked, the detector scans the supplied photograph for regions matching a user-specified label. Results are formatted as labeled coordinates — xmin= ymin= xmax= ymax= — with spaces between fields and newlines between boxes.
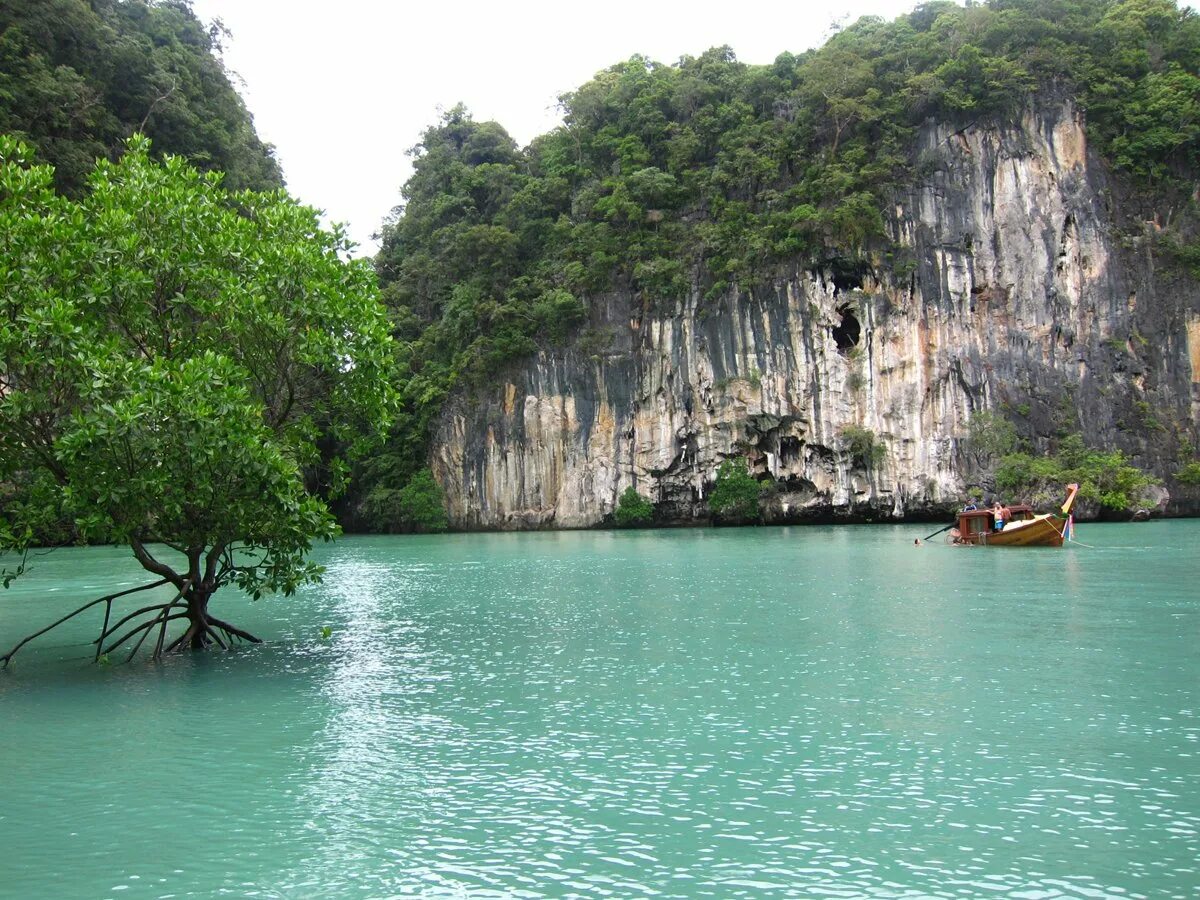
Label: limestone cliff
xmin=430 ymin=98 xmax=1200 ymax=528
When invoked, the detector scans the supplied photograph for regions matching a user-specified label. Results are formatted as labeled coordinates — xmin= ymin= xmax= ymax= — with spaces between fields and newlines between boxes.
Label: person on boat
xmin=993 ymin=501 xmax=1009 ymax=531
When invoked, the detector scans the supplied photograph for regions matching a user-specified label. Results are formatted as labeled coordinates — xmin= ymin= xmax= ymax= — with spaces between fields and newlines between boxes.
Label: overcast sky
xmin=189 ymin=0 xmax=927 ymax=253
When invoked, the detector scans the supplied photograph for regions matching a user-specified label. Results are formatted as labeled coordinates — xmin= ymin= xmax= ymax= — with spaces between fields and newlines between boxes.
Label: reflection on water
xmin=1 ymin=523 xmax=1198 ymax=897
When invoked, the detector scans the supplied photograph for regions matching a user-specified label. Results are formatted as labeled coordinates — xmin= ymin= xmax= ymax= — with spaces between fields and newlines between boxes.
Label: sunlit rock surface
xmin=431 ymin=98 xmax=1200 ymax=529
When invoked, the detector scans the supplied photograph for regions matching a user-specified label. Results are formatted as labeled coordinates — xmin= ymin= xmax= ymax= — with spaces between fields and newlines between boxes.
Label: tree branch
xmin=138 ymin=75 xmax=178 ymax=132
xmin=186 ymin=545 xmax=203 ymax=586
xmin=130 ymin=538 xmax=185 ymax=589
xmin=1 ymin=546 xmax=31 ymax=588
xmin=203 ymin=541 xmax=227 ymax=592
xmin=215 ymin=546 xmax=235 ymax=586
xmin=145 ymin=533 xmax=188 ymax=554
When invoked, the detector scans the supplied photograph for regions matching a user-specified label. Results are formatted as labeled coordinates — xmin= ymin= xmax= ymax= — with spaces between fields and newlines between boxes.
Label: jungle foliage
xmin=967 ymin=410 xmax=1020 ymax=462
xmin=362 ymin=0 xmax=1200 ymax=526
xmin=0 ymin=0 xmax=282 ymax=195
xmin=968 ymin=411 xmax=1159 ymax=511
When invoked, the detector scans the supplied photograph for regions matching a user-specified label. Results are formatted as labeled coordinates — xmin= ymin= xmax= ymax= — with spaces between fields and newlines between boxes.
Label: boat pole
xmin=922 ymin=523 xmax=955 ymax=541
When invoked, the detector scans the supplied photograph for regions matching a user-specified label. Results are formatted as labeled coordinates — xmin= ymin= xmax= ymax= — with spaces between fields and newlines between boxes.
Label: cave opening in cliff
xmin=826 ymin=257 xmax=869 ymax=293
xmin=779 ymin=435 xmax=802 ymax=464
xmin=832 ymin=304 xmax=861 ymax=354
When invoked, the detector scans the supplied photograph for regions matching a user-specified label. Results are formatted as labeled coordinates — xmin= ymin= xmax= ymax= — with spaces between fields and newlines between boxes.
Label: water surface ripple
xmin=1 ymin=523 xmax=1198 ymax=898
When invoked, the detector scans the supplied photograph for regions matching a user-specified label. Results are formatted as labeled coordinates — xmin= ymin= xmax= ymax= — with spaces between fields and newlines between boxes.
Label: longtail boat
xmin=949 ymin=484 xmax=1079 ymax=547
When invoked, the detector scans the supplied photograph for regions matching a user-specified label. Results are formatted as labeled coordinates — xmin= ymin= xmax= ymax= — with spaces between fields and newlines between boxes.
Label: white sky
xmin=189 ymin=0 xmax=926 ymax=253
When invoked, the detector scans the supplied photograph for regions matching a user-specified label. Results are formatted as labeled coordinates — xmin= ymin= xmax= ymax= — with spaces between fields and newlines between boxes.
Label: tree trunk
xmin=184 ymin=587 xmax=213 ymax=650
xmin=164 ymin=586 xmax=261 ymax=654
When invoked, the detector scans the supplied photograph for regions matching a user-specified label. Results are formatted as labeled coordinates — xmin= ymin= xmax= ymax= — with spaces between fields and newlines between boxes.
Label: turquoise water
xmin=1 ymin=523 xmax=1198 ymax=898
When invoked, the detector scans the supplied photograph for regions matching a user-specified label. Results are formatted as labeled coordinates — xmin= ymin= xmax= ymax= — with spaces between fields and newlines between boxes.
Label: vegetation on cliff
xmin=708 ymin=460 xmax=765 ymax=523
xmin=840 ymin=425 xmax=888 ymax=471
xmin=0 ymin=138 xmax=395 ymax=664
xmin=969 ymin=414 xmax=1159 ymax=511
xmin=614 ymin=487 xmax=655 ymax=527
xmin=994 ymin=436 xmax=1160 ymax=511
xmin=362 ymin=0 xmax=1200 ymax=528
xmin=364 ymin=468 xmax=450 ymax=533
xmin=0 ymin=0 xmax=282 ymax=195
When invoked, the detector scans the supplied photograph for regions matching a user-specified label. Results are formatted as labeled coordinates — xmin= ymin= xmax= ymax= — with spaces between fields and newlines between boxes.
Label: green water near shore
xmin=1 ymin=523 xmax=1198 ymax=898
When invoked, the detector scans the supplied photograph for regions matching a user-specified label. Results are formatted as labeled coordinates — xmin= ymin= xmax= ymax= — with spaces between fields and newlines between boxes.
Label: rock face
xmin=431 ymin=97 xmax=1200 ymax=529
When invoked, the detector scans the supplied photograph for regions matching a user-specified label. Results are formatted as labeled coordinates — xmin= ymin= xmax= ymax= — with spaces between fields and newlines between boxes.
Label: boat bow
xmin=1061 ymin=483 xmax=1080 ymax=516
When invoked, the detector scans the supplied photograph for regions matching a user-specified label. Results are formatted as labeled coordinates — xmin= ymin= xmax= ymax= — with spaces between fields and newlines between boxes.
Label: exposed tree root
xmin=95 ymin=601 xmax=182 ymax=657
xmin=163 ymin=627 xmax=194 ymax=655
xmin=1 ymin=573 xmax=263 ymax=668
xmin=160 ymin=617 xmax=261 ymax=654
xmin=206 ymin=615 xmax=262 ymax=645
xmin=205 ymin=626 xmax=229 ymax=651
xmin=1 ymin=579 xmax=167 ymax=668
xmin=102 ymin=613 xmax=188 ymax=660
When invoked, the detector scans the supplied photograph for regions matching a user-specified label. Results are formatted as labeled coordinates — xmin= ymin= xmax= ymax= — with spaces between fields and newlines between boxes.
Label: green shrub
xmin=967 ymin=410 xmax=1018 ymax=460
xmin=614 ymin=486 xmax=654 ymax=526
xmin=993 ymin=453 xmax=1065 ymax=506
xmin=1176 ymin=461 xmax=1200 ymax=485
xmin=840 ymin=424 xmax=886 ymax=469
xmin=395 ymin=469 xmax=450 ymax=533
xmin=995 ymin=434 xmax=1157 ymax=511
xmin=1133 ymin=400 xmax=1163 ymax=432
xmin=708 ymin=459 xmax=762 ymax=522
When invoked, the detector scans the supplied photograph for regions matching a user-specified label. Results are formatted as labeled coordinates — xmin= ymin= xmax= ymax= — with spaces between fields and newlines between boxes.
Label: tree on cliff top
xmin=0 ymin=137 xmax=396 ymax=665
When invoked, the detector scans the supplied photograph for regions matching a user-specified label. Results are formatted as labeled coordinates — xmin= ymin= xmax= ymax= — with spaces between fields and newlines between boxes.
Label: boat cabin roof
xmin=960 ymin=504 xmax=1033 ymax=521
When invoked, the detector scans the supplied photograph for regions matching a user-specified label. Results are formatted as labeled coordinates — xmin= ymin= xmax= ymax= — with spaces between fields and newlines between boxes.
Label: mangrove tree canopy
xmin=0 ymin=137 xmax=396 ymax=664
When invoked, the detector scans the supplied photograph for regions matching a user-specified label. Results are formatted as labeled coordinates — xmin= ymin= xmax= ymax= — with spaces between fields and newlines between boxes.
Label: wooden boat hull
xmin=948 ymin=484 xmax=1078 ymax=548
xmin=979 ymin=513 xmax=1068 ymax=547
